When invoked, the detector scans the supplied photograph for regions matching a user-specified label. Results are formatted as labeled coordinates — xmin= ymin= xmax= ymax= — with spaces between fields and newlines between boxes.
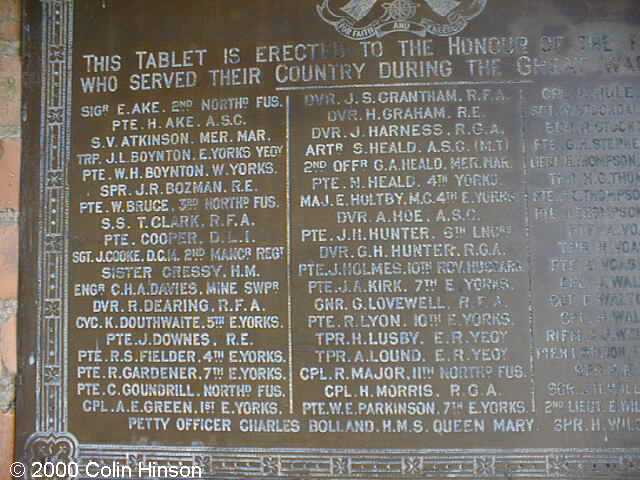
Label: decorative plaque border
xmin=22 ymin=1 xmax=640 ymax=478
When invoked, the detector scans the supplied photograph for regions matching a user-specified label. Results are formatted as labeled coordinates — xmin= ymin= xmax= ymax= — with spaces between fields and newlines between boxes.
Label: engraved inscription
xmin=20 ymin=0 xmax=640 ymax=477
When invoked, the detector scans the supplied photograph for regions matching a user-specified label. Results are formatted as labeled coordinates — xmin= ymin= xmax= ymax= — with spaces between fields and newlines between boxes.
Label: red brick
xmin=0 ymin=18 xmax=19 ymax=43
xmin=0 ymin=224 xmax=18 ymax=299
xmin=0 ymin=411 xmax=15 ymax=474
xmin=0 ymin=0 xmax=19 ymax=20
xmin=0 ymin=54 xmax=20 ymax=127
xmin=0 ymin=314 xmax=16 ymax=375
xmin=0 ymin=137 xmax=20 ymax=210
xmin=0 ymin=0 xmax=19 ymax=466
xmin=0 ymin=21 xmax=19 ymax=43
xmin=0 ymin=0 xmax=19 ymax=43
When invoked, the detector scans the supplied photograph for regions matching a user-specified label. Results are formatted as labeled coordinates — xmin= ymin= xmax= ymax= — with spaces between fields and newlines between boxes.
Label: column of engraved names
xmin=291 ymin=85 xmax=535 ymax=440
xmin=526 ymin=79 xmax=640 ymax=441
xmin=69 ymin=52 xmax=292 ymax=439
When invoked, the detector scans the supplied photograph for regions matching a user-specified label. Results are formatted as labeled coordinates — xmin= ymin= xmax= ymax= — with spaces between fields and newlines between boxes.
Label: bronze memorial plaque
xmin=17 ymin=0 xmax=640 ymax=478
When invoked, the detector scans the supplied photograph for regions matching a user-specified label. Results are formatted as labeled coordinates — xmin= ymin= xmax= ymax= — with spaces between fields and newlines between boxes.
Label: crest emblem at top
xmin=424 ymin=0 xmax=461 ymax=17
xmin=317 ymin=0 xmax=487 ymax=40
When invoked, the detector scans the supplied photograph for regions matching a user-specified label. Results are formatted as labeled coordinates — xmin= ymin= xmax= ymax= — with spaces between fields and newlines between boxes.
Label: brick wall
xmin=0 ymin=0 xmax=20 ymax=474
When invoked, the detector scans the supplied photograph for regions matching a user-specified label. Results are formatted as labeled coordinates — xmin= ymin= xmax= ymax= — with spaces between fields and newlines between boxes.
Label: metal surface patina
xmin=18 ymin=0 xmax=640 ymax=478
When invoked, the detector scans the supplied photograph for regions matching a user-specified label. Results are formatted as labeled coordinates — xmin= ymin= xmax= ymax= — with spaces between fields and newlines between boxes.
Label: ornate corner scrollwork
xmin=262 ymin=456 xmax=282 ymax=475
xmin=331 ymin=456 xmax=351 ymax=476
xmin=474 ymin=456 xmax=496 ymax=477
xmin=25 ymin=432 xmax=79 ymax=479
xmin=402 ymin=456 xmax=423 ymax=475
xmin=546 ymin=454 xmax=570 ymax=477
xmin=193 ymin=455 xmax=211 ymax=474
